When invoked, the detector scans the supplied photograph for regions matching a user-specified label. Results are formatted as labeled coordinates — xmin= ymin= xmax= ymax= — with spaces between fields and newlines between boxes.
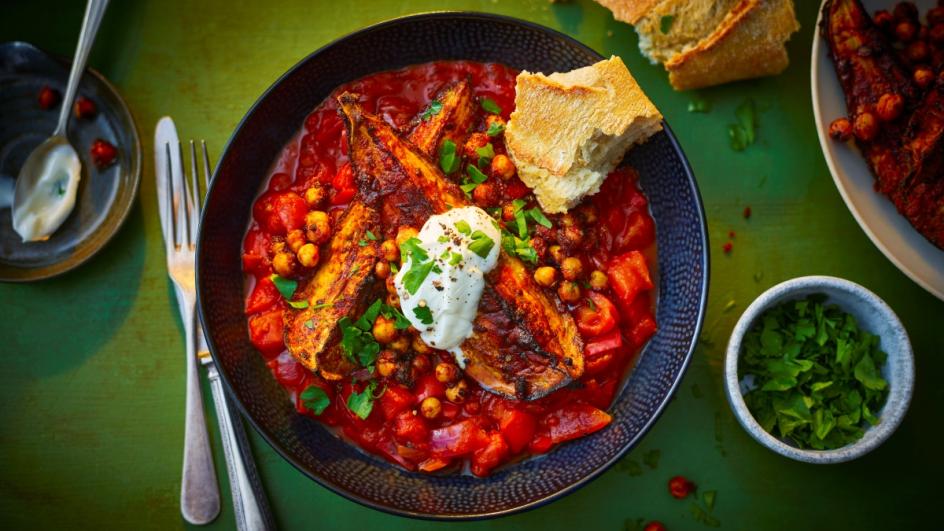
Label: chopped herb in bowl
xmin=738 ymin=294 xmax=889 ymax=451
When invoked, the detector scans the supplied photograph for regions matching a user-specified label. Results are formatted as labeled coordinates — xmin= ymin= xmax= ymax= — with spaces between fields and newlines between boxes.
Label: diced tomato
xmin=429 ymin=419 xmax=489 ymax=457
xmin=252 ymin=191 xmax=308 ymax=235
xmin=471 ymin=432 xmax=510 ymax=477
xmin=593 ymin=167 xmax=655 ymax=257
xmin=248 ymin=309 xmax=285 ymax=356
xmin=379 ymin=384 xmax=414 ymax=420
xmin=418 ymin=457 xmax=451 ymax=472
xmin=267 ymin=172 xmax=293 ymax=192
xmin=580 ymin=378 xmax=619 ymax=410
xmin=393 ymin=410 xmax=429 ymax=445
xmin=395 ymin=443 xmax=428 ymax=462
xmin=273 ymin=355 xmax=307 ymax=390
xmin=374 ymin=439 xmax=417 ymax=471
xmin=618 ymin=210 xmax=656 ymax=251
xmin=413 ymin=374 xmax=445 ymax=404
xmin=245 ymin=276 xmax=281 ymax=314
xmin=528 ymin=433 xmax=553 ymax=454
xmin=607 ymin=251 xmax=653 ymax=311
xmin=545 ymin=403 xmax=612 ymax=445
xmin=628 ymin=315 xmax=658 ymax=347
xmin=441 ymin=401 xmax=460 ymax=420
xmin=330 ymin=162 xmax=355 ymax=205
xmin=243 ymin=227 xmax=271 ymax=255
xmin=499 ymin=409 xmax=537 ymax=454
xmin=242 ymin=254 xmax=269 ymax=276
xmin=574 ymin=292 xmax=619 ymax=337
xmin=585 ymin=329 xmax=623 ymax=357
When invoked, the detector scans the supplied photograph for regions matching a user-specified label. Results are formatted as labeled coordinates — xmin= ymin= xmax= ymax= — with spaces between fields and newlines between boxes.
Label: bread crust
xmin=665 ymin=0 xmax=800 ymax=90
xmin=593 ymin=0 xmax=663 ymax=24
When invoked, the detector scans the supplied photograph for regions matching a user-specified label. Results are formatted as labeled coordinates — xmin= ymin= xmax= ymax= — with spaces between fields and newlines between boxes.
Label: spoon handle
xmin=55 ymin=0 xmax=110 ymax=137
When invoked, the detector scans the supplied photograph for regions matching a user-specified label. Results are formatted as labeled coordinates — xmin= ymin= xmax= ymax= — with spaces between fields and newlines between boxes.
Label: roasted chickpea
xmin=560 ymin=213 xmax=579 ymax=228
xmin=472 ymin=181 xmax=500 ymax=207
xmin=485 ymin=114 xmax=506 ymax=133
xmin=411 ymin=335 xmax=431 ymax=355
xmin=578 ymin=204 xmax=598 ymax=224
xmin=445 ymin=380 xmax=469 ymax=403
xmin=303 ymin=185 xmax=326 ymax=207
xmin=286 ymin=229 xmax=307 ymax=253
xmin=377 ymin=349 xmax=397 ymax=377
xmin=373 ymin=315 xmax=397 ymax=344
xmin=905 ymin=40 xmax=930 ymax=63
xmin=305 ymin=210 xmax=331 ymax=245
xmin=557 ymin=280 xmax=581 ymax=303
xmin=381 ymin=239 xmax=399 ymax=262
xmin=420 ymin=396 xmax=442 ymax=419
xmin=272 ymin=252 xmax=296 ymax=277
xmin=271 ymin=240 xmax=287 ymax=255
xmin=560 ymin=257 xmax=584 ymax=281
xmin=502 ymin=202 xmax=517 ymax=222
xmin=412 ymin=353 xmax=431 ymax=373
xmin=390 ymin=335 xmax=410 ymax=353
xmin=548 ymin=244 xmax=565 ymax=264
xmin=876 ymin=93 xmax=905 ymax=122
xmin=589 ymin=270 xmax=609 ymax=291
xmin=489 ymin=154 xmax=516 ymax=180
xmin=829 ymin=117 xmax=853 ymax=141
xmin=895 ymin=20 xmax=918 ymax=42
xmin=385 ymin=292 xmax=400 ymax=308
xmin=374 ymin=260 xmax=391 ymax=279
xmin=874 ymin=9 xmax=894 ymax=30
xmin=395 ymin=226 xmax=419 ymax=248
xmin=385 ymin=275 xmax=398 ymax=294
xmin=462 ymin=132 xmax=489 ymax=160
xmin=297 ymin=243 xmax=319 ymax=268
xmin=915 ymin=66 xmax=935 ymax=88
xmin=533 ymin=266 xmax=557 ymax=287
xmin=854 ymin=112 xmax=880 ymax=141
xmin=435 ymin=362 xmax=459 ymax=383
xmin=530 ymin=236 xmax=548 ymax=261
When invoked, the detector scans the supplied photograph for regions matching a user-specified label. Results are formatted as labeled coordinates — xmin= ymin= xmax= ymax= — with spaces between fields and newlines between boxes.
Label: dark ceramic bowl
xmin=197 ymin=12 xmax=708 ymax=520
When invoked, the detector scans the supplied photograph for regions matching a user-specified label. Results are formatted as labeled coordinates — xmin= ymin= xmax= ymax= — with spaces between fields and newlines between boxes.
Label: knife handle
xmin=205 ymin=359 xmax=275 ymax=531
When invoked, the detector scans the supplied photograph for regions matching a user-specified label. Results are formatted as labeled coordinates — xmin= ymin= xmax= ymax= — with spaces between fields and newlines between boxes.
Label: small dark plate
xmin=0 ymin=41 xmax=141 ymax=282
xmin=197 ymin=13 xmax=708 ymax=520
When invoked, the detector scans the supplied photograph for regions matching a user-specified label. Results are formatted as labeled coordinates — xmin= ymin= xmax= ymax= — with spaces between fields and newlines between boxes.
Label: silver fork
xmin=156 ymin=118 xmax=274 ymax=531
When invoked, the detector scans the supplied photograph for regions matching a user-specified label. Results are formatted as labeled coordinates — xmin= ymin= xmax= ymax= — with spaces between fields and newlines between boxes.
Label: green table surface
xmin=2 ymin=1 xmax=942 ymax=529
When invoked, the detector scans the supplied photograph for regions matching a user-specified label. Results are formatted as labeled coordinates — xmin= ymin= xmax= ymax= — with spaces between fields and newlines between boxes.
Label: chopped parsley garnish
xmin=688 ymin=97 xmax=710 ymax=113
xmin=347 ymin=380 xmax=383 ymax=420
xmin=729 ymin=98 xmax=757 ymax=151
xmin=480 ymin=97 xmax=502 ymax=115
xmin=358 ymin=239 xmax=369 ymax=247
xmin=455 ymin=220 xmax=471 ymax=235
xmin=486 ymin=121 xmax=505 ymax=137
xmin=527 ymin=207 xmax=552 ymax=228
xmin=401 ymin=260 xmax=435 ymax=295
xmin=439 ymin=139 xmax=460 ymax=174
xmin=475 ymin=143 xmax=495 ymax=169
xmin=365 ymin=230 xmax=378 ymax=241
xmin=399 ymin=237 xmax=428 ymax=264
xmin=461 ymin=164 xmax=489 ymax=195
xmin=448 ymin=252 xmax=463 ymax=265
xmin=413 ymin=306 xmax=434 ymax=325
xmin=739 ymin=295 xmax=889 ymax=450
xmin=421 ymin=100 xmax=443 ymax=121
xmin=300 ymin=385 xmax=331 ymax=415
xmin=501 ymin=231 xmax=538 ymax=263
xmin=660 ymin=14 xmax=675 ymax=34
xmin=270 ymin=274 xmax=309 ymax=309
xmin=304 ymin=319 xmax=315 ymax=329
xmin=438 ymin=235 xmax=450 ymax=243
xmin=468 ymin=230 xmax=495 ymax=259
xmin=339 ymin=316 xmax=380 ymax=366
xmin=379 ymin=302 xmax=411 ymax=330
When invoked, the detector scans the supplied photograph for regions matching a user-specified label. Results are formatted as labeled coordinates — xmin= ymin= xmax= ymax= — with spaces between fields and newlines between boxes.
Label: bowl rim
xmin=197 ymin=10 xmax=709 ymax=520
xmin=723 ymin=275 xmax=914 ymax=464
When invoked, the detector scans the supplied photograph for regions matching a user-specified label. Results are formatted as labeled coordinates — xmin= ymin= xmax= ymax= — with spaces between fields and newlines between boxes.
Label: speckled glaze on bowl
xmin=197 ymin=12 xmax=708 ymax=519
xmin=725 ymin=276 xmax=914 ymax=464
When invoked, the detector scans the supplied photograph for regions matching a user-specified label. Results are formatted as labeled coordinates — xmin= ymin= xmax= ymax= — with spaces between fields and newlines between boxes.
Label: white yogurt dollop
xmin=12 ymin=142 xmax=81 ymax=242
xmin=394 ymin=206 xmax=501 ymax=366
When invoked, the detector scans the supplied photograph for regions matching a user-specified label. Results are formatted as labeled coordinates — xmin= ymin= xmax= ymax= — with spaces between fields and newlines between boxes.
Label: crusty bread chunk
xmin=505 ymin=56 xmax=662 ymax=214
xmin=634 ymin=0 xmax=741 ymax=64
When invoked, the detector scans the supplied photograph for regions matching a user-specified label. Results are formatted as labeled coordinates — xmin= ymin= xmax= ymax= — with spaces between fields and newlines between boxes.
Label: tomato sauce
xmin=241 ymin=61 xmax=658 ymax=476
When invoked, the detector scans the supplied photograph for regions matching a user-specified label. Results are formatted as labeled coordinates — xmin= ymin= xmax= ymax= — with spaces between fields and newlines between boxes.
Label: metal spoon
xmin=11 ymin=0 xmax=109 ymax=242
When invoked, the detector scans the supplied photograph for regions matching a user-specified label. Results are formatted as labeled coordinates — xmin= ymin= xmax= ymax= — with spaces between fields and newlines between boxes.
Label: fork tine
xmin=189 ymin=140 xmax=201 ymax=241
xmin=201 ymin=140 xmax=211 ymax=195
xmin=165 ymin=142 xmax=179 ymax=249
xmin=177 ymin=141 xmax=193 ymax=248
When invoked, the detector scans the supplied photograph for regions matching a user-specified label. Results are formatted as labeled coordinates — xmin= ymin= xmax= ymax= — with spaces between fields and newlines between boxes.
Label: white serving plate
xmin=811 ymin=0 xmax=944 ymax=301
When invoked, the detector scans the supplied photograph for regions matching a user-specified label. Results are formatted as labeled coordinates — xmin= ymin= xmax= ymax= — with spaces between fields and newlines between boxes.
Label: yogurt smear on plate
xmin=394 ymin=206 xmax=501 ymax=366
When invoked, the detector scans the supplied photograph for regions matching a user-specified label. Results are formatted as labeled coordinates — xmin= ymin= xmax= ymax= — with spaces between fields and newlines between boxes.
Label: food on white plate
xmin=822 ymin=0 xmax=944 ymax=250
xmin=11 ymin=141 xmax=81 ymax=242
xmin=504 ymin=56 xmax=662 ymax=214
xmin=241 ymin=60 xmax=660 ymax=476
xmin=594 ymin=0 xmax=800 ymax=90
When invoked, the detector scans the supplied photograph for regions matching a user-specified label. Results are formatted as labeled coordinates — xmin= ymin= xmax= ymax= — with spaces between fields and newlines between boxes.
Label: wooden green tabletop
xmin=2 ymin=1 xmax=941 ymax=529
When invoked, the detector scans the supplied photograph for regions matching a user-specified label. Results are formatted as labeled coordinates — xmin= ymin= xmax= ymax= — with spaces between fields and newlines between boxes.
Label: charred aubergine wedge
xmin=338 ymin=92 xmax=585 ymax=400
xmin=283 ymin=81 xmax=476 ymax=380
xmin=823 ymin=0 xmax=944 ymax=248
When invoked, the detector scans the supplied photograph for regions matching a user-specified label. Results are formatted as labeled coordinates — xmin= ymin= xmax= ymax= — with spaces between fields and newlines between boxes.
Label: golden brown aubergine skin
xmin=339 ymin=93 xmax=584 ymax=400
xmin=283 ymin=201 xmax=382 ymax=379
xmin=283 ymin=81 xmax=479 ymax=378
xmin=823 ymin=0 xmax=944 ymax=248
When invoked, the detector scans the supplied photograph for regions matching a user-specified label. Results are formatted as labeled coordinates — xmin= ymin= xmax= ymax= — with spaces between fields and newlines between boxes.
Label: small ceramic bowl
xmin=724 ymin=276 xmax=914 ymax=464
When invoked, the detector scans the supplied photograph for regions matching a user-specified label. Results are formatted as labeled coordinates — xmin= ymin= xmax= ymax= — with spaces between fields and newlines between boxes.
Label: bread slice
xmin=633 ymin=0 xmax=742 ymax=64
xmin=593 ymin=0 xmax=661 ymax=25
xmin=504 ymin=56 xmax=662 ymax=214
xmin=665 ymin=0 xmax=800 ymax=90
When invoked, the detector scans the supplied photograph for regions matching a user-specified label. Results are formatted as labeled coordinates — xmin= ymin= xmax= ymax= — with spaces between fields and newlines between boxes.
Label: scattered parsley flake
xmin=729 ymin=98 xmax=757 ymax=151
xmin=439 ymin=139 xmax=460 ymax=174
xmin=480 ymin=97 xmax=501 ymax=114
xmin=347 ymin=381 xmax=381 ymax=419
xmin=660 ymin=14 xmax=675 ymax=34
xmin=688 ymin=97 xmax=710 ymax=113
xmin=365 ymin=230 xmax=378 ymax=241
xmin=486 ymin=121 xmax=505 ymax=137
xmin=300 ymin=386 xmax=331 ymax=415
xmin=421 ymin=100 xmax=443 ymax=121
xmin=468 ymin=231 xmax=495 ymax=259
xmin=413 ymin=306 xmax=434 ymax=325
xmin=455 ymin=220 xmax=471 ymax=235
xmin=476 ymin=143 xmax=495 ymax=169
xmin=467 ymin=165 xmax=488 ymax=184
